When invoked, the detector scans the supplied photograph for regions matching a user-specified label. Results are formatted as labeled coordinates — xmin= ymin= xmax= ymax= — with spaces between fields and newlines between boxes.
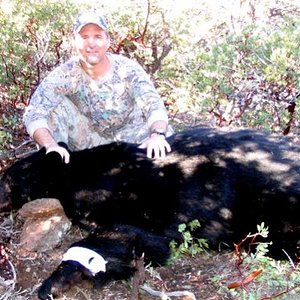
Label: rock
xmin=18 ymin=198 xmax=72 ymax=252
xmin=18 ymin=198 xmax=65 ymax=218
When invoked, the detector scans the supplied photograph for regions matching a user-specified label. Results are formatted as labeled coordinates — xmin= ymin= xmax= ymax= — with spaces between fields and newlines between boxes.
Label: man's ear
xmin=73 ymin=33 xmax=81 ymax=47
xmin=72 ymin=34 xmax=80 ymax=56
xmin=106 ymin=34 xmax=111 ymax=51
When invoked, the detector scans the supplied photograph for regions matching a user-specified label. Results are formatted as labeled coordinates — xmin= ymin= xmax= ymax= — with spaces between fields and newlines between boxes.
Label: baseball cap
xmin=74 ymin=11 xmax=108 ymax=33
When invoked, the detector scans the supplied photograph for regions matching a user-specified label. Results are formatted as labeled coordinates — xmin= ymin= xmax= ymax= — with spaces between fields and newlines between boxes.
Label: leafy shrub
xmin=0 ymin=0 xmax=77 ymax=107
xmin=169 ymin=219 xmax=209 ymax=262
xmin=0 ymin=0 xmax=81 ymax=166
xmin=212 ymin=223 xmax=300 ymax=299
xmin=189 ymin=16 xmax=300 ymax=134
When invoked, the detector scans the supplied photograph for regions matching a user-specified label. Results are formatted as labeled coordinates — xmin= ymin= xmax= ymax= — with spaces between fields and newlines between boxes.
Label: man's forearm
xmin=33 ymin=128 xmax=58 ymax=148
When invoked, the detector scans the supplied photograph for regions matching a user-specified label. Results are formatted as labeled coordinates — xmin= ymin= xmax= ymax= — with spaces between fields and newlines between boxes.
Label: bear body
xmin=1 ymin=127 xmax=300 ymax=299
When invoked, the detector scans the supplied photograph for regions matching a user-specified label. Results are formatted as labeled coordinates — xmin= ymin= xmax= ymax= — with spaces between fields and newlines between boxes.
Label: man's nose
xmin=87 ymin=37 xmax=96 ymax=46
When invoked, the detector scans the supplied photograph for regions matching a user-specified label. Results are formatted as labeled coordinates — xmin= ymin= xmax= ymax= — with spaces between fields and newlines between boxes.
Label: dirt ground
xmin=3 ymin=212 xmax=300 ymax=300
xmin=0 ymin=212 xmax=240 ymax=300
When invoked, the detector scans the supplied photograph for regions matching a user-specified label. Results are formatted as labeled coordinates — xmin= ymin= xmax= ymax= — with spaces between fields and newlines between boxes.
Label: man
xmin=23 ymin=11 xmax=173 ymax=163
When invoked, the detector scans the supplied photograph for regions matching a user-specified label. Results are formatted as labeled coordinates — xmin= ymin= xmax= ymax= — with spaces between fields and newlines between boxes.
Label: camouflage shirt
xmin=24 ymin=53 xmax=170 ymax=149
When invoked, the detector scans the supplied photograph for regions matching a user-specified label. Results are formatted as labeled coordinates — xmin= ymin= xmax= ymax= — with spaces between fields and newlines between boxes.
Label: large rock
xmin=18 ymin=198 xmax=71 ymax=252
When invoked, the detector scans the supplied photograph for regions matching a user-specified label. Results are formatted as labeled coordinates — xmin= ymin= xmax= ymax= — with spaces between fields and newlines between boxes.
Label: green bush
xmin=0 ymin=0 xmax=77 ymax=107
xmin=169 ymin=219 xmax=209 ymax=262
xmin=189 ymin=17 xmax=300 ymax=133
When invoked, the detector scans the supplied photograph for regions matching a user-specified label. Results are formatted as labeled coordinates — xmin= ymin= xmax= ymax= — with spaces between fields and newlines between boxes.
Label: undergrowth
xmin=169 ymin=219 xmax=209 ymax=262
xmin=170 ymin=221 xmax=300 ymax=299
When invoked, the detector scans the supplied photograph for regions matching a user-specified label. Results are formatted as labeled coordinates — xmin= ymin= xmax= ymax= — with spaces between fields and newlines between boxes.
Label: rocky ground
xmin=0 ymin=212 xmax=238 ymax=300
xmin=2 ymin=211 xmax=300 ymax=300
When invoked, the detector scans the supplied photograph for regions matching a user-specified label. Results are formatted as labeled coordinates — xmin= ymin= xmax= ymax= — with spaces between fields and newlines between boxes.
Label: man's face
xmin=75 ymin=24 xmax=110 ymax=66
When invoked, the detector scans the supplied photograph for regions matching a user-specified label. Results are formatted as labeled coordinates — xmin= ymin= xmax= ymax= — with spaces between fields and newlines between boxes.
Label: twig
xmin=7 ymin=260 xmax=16 ymax=288
xmin=75 ymin=286 xmax=91 ymax=300
xmin=15 ymin=149 xmax=38 ymax=159
xmin=0 ymin=260 xmax=17 ymax=300
xmin=140 ymin=284 xmax=196 ymax=300
xmin=227 ymin=268 xmax=263 ymax=289
xmin=13 ymin=139 xmax=35 ymax=150
xmin=131 ymin=255 xmax=145 ymax=299
xmin=282 ymin=249 xmax=296 ymax=269
xmin=260 ymin=282 xmax=300 ymax=300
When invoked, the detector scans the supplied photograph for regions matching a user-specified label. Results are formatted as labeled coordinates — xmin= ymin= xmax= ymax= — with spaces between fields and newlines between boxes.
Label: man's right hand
xmin=32 ymin=128 xmax=70 ymax=164
xmin=46 ymin=145 xmax=70 ymax=164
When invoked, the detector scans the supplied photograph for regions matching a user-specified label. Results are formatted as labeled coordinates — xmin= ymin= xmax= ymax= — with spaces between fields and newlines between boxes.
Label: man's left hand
xmin=139 ymin=135 xmax=171 ymax=159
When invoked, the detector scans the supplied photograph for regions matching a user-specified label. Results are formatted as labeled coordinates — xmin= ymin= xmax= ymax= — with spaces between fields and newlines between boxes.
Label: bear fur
xmin=0 ymin=127 xmax=300 ymax=299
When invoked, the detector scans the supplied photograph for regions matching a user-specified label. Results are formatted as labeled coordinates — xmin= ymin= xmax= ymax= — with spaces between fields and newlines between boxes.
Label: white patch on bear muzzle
xmin=62 ymin=246 xmax=107 ymax=276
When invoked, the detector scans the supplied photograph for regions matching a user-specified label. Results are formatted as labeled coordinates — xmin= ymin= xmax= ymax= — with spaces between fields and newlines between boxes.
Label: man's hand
xmin=32 ymin=128 xmax=70 ymax=163
xmin=46 ymin=145 xmax=70 ymax=164
xmin=139 ymin=135 xmax=171 ymax=159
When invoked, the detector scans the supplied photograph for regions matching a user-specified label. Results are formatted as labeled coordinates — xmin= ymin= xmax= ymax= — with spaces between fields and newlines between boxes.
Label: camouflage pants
xmin=48 ymin=97 xmax=174 ymax=151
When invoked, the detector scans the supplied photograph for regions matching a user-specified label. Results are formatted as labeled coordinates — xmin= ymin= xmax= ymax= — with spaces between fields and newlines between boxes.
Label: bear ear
xmin=57 ymin=142 xmax=70 ymax=151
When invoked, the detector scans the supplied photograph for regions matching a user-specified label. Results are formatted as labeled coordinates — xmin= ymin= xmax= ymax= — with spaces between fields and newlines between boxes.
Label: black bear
xmin=0 ymin=127 xmax=300 ymax=299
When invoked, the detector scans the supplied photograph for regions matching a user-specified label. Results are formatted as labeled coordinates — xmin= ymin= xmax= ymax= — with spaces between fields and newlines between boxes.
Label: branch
xmin=131 ymin=255 xmax=145 ymax=300
xmin=138 ymin=0 xmax=151 ymax=45
xmin=140 ymin=284 xmax=196 ymax=300
xmin=227 ymin=268 xmax=263 ymax=289
xmin=0 ymin=260 xmax=17 ymax=300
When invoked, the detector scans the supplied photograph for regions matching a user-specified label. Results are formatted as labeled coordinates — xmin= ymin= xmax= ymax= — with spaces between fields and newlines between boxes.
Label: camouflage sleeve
xmin=23 ymin=66 xmax=70 ymax=137
xmin=128 ymin=60 xmax=169 ymax=127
